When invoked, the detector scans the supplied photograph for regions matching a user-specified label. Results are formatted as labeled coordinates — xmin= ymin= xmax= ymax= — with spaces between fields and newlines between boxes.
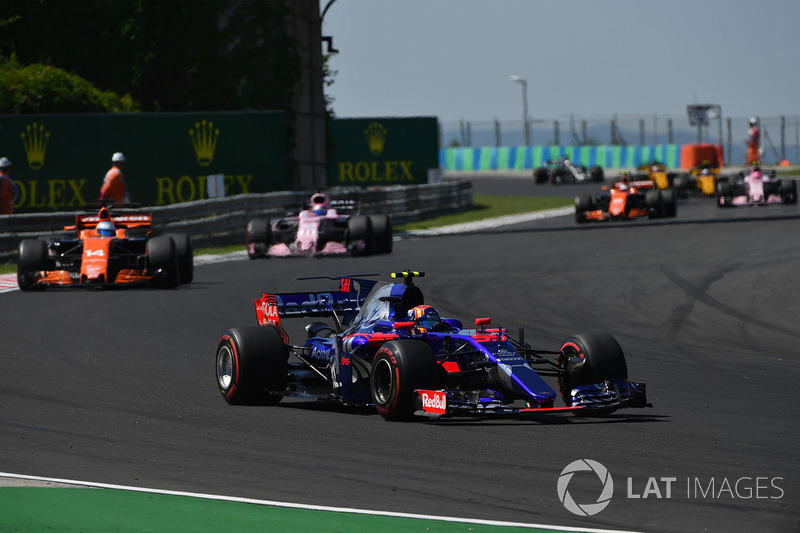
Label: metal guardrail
xmin=0 ymin=181 xmax=472 ymax=262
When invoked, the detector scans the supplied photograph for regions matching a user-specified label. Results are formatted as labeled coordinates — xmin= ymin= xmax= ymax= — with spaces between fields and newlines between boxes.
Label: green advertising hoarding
xmin=328 ymin=117 xmax=439 ymax=186
xmin=0 ymin=111 xmax=286 ymax=211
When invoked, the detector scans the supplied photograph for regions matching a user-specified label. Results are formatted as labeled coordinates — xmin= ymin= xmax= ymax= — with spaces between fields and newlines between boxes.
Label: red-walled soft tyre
xmin=216 ymin=326 xmax=288 ymax=406
xmin=370 ymin=340 xmax=441 ymax=421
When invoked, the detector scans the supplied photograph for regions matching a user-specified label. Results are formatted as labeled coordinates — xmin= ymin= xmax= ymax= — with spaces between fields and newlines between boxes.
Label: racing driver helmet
xmin=409 ymin=305 xmax=447 ymax=333
xmin=96 ymin=220 xmax=116 ymax=237
xmin=310 ymin=193 xmax=329 ymax=215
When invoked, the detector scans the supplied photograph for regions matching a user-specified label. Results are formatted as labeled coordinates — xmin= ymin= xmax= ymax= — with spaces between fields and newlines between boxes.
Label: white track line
xmin=0 ymin=472 xmax=641 ymax=533
xmin=404 ymin=206 xmax=573 ymax=236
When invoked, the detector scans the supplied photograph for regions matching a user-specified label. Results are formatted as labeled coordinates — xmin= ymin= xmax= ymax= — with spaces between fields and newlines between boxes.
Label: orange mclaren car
xmin=574 ymin=176 xmax=677 ymax=223
xmin=16 ymin=206 xmax=192 ymax=290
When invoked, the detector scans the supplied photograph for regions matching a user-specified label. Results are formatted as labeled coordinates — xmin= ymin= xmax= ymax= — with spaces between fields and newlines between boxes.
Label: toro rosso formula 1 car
xmin=574 ymin=175 xmax=677 ymax=223
xmin=215 ymin=271 xmax=650 ymax=420
xmin=246 ymin=192 xmax=392 ymax=258
xmin=16 ymin=205 xmax=193 ymax=290
xmin=716 ymin=165 xmax=797 ymax=207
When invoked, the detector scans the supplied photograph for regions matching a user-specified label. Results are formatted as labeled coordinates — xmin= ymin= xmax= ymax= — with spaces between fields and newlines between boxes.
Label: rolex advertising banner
xmin=328 ymin=117 xmax=439 ymax=186
xmin=0 ymin=111 xmax=286 ymax=212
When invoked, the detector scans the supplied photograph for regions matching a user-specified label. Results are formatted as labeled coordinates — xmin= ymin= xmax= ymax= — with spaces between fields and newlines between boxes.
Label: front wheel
xmin=216 ymin=326 xmax=288 ymax=405
xmin=558 ymin=332 xmax=628 ymax=416
xmin=370 ymin=340 xmax=442 ymax=421
xmin=245 ymin=218 xmax=271 ymax=259
xmin=590 ymin=166 xmax=604 ymax=183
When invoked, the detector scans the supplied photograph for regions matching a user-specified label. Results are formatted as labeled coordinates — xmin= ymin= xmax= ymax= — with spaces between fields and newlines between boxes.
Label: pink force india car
xmin=246 ymin=192 xmax=393 ymax=258
xmin=716 ymin=165 xmax=797 ymax=207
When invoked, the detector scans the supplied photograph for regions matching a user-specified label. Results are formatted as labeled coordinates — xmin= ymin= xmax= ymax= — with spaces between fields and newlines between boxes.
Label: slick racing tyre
xmin=146 ymin=235 xmax=179 ymax=289
xmin=166 ymin=233 xmax=193 ymax=284
xmin=558 ymin=332 xmax=628 ymax=417
xmin=645 ymin=189 xmax=662 ymax=218
xmin=17 ymin=238 xmax=48 ymax=291
xmin=659 ymin=189 xmax=677 ymax=218
xmin=216 ymin=326 xmax=288 ymax=406
xmin=550 ymin=168 xmax=567 ymax=184
xmin=590 ymin=165 xmax=604 ymax=183
xmin=370 ymin=340 xmax=443 ymax=421
xmin=716 ymin=181 xmax=732 ymax=208
xmin=245 ymin=218 xmax=271 ymax=259
xmin=672 ymin=174 xmax=690 ymax=199
xmin=780 ymin=179 xmax=798 ymax=204
xmin=574 ymin=195 xmax=594 ymax=224
xmin=346 ymin=215 xmax=373 ymax=256
xmin=369 ymin=214 xmax=393 ymax=254
xmin=533 ymin=167 xmax=549 ymax=184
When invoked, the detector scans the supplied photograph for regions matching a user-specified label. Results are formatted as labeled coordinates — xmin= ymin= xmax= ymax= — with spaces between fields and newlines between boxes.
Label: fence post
xmin=780 ymin=116 xmax=786 ymax=161
xmin=726 ymin=117 xmax=732 ymax=165
xmin=668 ymin=118 xmax=673 ymax=144
xmin=494 ymin=118 xmax=501 ymax=148
xmin=554 ymin=120 xmax=560 ymax=145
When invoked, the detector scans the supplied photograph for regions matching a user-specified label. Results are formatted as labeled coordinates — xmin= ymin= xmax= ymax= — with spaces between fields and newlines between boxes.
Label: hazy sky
xmin=321 ymin=0 xmax=800 ymax=124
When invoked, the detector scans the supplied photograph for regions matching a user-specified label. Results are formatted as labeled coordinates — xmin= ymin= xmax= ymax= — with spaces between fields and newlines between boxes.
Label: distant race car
xmin=215 ymin=271 xmax=650 ymax=420
xmin=632 ymin=161 xmax=680 ymax=192
xmin=574 ymin=175 xmax=677 ymax=223
xmin=716 ymin=166 xmax=798 ymax=207
xmin=533 ymin=156 xmax=604 ymax=185
xmin=246 ymin=192 xmax=392 ymax=258
xmin=683 ymin=161 xmax=720 ymax=198
xmin=16 ymin=205 xmax=193 ymax=290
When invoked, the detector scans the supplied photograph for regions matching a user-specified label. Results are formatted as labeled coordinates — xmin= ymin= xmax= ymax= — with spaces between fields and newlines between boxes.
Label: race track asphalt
xmin=1 ymin=176 xmax=798 ymax=533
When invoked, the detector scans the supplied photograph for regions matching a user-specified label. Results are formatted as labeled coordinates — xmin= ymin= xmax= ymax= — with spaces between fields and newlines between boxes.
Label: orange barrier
xmin=680 ymin=143 xmax=725 ymax=168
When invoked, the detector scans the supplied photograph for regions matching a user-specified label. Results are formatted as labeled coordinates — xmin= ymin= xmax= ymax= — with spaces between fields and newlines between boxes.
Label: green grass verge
xmin=776 ymin=168 xmax=800 ymax=177
xmin=0 ymin=195 xmax=570 ymax=274
xmin=395 ymin=194 xmax=572 ymax=231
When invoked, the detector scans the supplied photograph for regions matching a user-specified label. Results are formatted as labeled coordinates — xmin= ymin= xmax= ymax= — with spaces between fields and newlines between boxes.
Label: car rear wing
xmin=254 ymin=276 xmax=379 ymax=336
xmin=64 ymin=207 xmax=152 ymax=232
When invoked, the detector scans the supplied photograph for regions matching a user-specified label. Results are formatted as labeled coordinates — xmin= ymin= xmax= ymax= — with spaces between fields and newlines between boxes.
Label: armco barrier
xmin=0 ymin=181 xmax=472 ymax=261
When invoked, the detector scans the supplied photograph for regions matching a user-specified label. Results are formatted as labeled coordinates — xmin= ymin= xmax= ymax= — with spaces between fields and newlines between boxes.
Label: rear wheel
xmin=370 ymin=340 xmax=442 ymax=421
xmin=17 ymin=238 xmax=48 ymax=291
xmin=533 ymin=167 xmax=549 ymax=184
xmin=346 ymin=215 xmax=373 ymax=256
xmin=780 ymin=179 xmax=798 ymax=204
xmin=369 ymin=214 xmax=393 ymax=254
xmin=147 ymin=235 xmax=179 ymax=289
xmin=216 ymin=326 xmax=288 ymax=405
xmin=558 ymin=332 xmax=628 ymax=416
xmin=590 ymin=166 xmax=604 ymax=183
xmin=166 ymin=233 xmax=193 ymax=284
xmin=245 ymin=218 xmax=271 ymax=259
